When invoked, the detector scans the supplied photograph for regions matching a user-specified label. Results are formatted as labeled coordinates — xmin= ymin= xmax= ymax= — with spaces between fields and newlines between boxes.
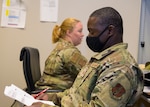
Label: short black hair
xmin=90 ymin=7 xmax=123 ymax=34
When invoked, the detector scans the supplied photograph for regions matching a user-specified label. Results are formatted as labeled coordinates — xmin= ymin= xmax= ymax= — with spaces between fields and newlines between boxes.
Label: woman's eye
xmin=79 ymin=30 xmax=82 ymax=33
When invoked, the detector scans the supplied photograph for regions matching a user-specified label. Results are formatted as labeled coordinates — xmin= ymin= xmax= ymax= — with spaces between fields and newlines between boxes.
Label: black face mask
xmin=86 ymin=26 xmax=109 ymax=52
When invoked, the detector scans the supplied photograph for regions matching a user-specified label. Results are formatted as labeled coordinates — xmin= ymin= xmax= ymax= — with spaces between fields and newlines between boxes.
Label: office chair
xmin=20 ymin=47 xmax=63 ymax=94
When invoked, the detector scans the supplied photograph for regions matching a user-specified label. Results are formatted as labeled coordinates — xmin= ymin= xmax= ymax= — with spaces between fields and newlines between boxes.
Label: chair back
xmin=20 ymin=47 xmax=41 ymax=93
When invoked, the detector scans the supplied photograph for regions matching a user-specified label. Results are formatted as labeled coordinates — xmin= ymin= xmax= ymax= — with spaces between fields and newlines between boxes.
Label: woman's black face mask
xmin=86 ymin=26 xmax=109 ymax=52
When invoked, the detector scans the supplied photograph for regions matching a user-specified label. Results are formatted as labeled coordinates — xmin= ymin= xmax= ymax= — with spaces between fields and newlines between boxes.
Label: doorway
xmin=138 ymin=0 xmax=150 ymax=64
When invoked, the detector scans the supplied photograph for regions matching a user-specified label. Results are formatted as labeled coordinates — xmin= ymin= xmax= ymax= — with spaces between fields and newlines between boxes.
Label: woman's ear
xmin=108 ymin=25 xmax=115 ymax=36
xmin=66 ymin=30 xmax=70 ymax=35
xmin=66 ymin=29 xmax=72 ymax=37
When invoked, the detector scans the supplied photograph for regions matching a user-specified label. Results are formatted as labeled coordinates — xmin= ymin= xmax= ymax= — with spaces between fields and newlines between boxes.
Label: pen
xmin=33 ymin=88 xmax=49 ymax=99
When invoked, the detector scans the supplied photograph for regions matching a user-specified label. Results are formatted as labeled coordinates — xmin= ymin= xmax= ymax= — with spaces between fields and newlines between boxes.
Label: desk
xmin=133 ymin=70 xmax=150 ymax=107
xmin=132 ymin=95 xmax=150 ymax=107
xmin=131 ymin=84 xmax=150 ymax=107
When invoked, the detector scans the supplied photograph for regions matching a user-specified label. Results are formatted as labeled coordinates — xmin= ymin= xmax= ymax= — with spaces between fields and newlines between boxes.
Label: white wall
xmin=0 ymin=0 xmax=141 ymax=106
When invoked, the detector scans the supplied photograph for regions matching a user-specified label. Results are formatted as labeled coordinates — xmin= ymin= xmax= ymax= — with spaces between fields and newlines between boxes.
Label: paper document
xmin=40 ymin=0 xmax=58 ymax=22
xmin=1 ymin=0 xmax=26 ymax=28
xmin=4 ymin=84 xmax=55 ymax=106
xmin=143 ymin=86 xmax=150 ymax=93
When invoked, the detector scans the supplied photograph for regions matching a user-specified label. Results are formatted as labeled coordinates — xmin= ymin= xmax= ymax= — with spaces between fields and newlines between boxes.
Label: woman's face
xmin=69 ymin=22 xmax=84 ymax=46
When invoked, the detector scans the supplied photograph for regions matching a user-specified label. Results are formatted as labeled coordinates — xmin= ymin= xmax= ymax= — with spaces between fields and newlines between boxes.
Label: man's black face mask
xmin=86 ymin=26 xmax=109 ymax=52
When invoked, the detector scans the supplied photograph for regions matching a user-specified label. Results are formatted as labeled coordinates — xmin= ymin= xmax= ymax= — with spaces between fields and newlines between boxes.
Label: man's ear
xmin=108 ymin=25 xmax=115 ymax=36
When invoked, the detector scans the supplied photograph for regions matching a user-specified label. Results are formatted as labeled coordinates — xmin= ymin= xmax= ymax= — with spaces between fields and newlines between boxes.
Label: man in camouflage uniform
xmin=26 ymin=7 xmax=144 ymax=107
xmin=35 ymin=38 xmax=87 ymax=90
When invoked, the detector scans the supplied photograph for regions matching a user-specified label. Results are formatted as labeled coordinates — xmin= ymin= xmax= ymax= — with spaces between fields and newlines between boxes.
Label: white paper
xmin=40 ymin=0 xmax=58 ymax=22
xmin=143 ymin=86 xmax=150 ymax=93
xmin=4 ymin=84 xmax=55 ymax=106
xmin=1 ymin=0 xmax=26 ymax=28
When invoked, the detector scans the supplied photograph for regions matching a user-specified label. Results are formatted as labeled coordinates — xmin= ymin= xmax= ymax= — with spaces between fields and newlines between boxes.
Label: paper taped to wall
xmin=4 ymin=84 xmax=55 ymax=106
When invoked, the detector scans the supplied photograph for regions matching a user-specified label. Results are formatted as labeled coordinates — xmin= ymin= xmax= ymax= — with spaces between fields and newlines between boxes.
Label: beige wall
xmin=0 ymin=0 xmax=141 ymax=106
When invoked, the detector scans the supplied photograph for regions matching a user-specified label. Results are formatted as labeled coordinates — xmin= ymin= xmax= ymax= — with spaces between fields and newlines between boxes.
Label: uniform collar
xmin=59 ymin=38 xmax=74 ymax=45
xmin=91 ymin=43 xmax=128 ymax=60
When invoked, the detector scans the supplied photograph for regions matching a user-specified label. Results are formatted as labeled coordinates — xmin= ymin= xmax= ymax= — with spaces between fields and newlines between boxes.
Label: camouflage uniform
xmin=42 ymin=43 xmax=144 ymax=107
xmin=35 ymin=39 xmax=87 ymax=90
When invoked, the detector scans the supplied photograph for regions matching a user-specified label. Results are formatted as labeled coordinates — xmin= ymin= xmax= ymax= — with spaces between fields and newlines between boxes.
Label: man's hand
xmin=35 ymin=93 xmax=49 ymax=100
xmin=24 ymin=102 xmax=43 ymax=107
xmin=24 ymin=93 xmax=49 ymax=107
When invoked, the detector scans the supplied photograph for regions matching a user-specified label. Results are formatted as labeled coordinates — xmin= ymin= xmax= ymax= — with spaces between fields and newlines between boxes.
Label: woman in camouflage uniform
xmin=35 ymin=18 xmax=87 ymax=90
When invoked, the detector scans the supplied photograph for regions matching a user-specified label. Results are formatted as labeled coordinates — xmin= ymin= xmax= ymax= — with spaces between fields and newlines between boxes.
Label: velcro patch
xmin=70 ymin=52 xmax=87 ymax=67
xmin=112 ymin=83 xmax=126 ymax=98
xmin=78 ymin=58 xmax=87 ymax=67
xmin=70 ymin=52 xmax=80 ymax=63
xmin=91 ymin=62 xmax=100 ymax=68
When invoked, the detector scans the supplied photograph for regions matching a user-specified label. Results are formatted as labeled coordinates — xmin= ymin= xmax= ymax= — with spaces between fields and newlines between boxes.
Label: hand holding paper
xmin=4 ymin=84 xmax=55 ymax=106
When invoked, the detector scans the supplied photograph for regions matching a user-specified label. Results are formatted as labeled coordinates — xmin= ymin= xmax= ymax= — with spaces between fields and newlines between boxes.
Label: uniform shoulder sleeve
xmin=90 ymin=65 xmax=137 ymax=107
xmin=60 ymin=47 xmax=87 ymax=69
